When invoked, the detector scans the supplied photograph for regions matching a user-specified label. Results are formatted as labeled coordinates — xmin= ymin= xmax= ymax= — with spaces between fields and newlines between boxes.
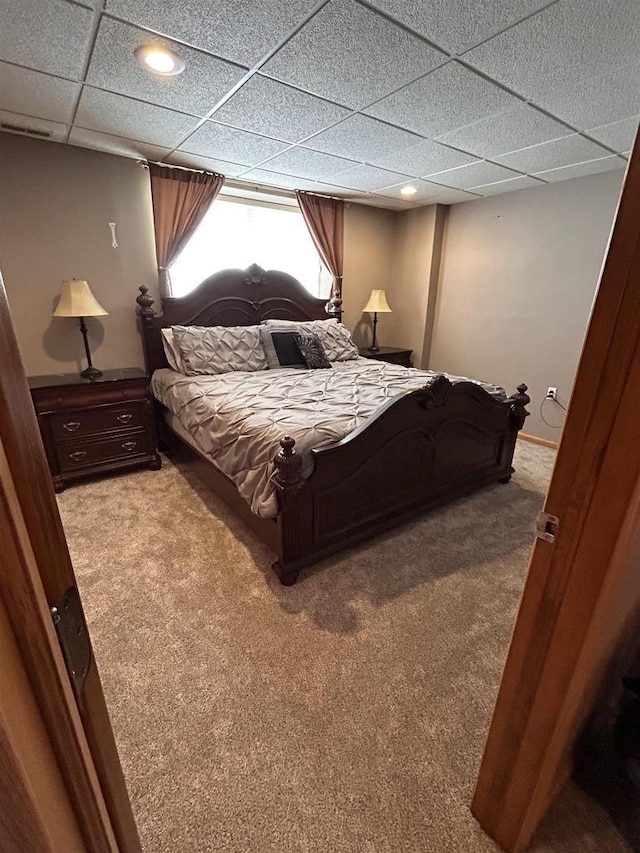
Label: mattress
xmin=151 ymin=357 xmax=506 ymax=519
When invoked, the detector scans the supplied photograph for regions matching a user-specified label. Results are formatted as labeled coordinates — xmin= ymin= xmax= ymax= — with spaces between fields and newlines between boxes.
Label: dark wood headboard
xmin=136 ymin=263 xmax=341 ymax=375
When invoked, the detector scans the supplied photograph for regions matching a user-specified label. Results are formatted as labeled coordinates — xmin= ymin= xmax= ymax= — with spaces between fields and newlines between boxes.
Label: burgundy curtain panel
xmin=149 ymin=164 xmax=224 ymax=297
xmin=296 ymin=191 xmax=344 ymax=309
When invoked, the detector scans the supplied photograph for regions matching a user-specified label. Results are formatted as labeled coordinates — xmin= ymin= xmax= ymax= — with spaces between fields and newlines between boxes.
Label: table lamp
xmin=53 ymin=279 xmax=108 ymax=379
xmin=362 ymin=289 xmax=392 ymax=352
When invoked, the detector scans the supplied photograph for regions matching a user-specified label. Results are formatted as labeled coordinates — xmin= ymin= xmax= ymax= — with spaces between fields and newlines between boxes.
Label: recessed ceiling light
xmin=135 ymin=44 xmax=185 ymax=76
xmin=400 ymin=185 xmax=418 ymax=196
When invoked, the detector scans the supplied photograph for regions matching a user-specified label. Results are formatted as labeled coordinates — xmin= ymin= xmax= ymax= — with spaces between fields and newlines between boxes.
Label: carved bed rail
xmin=272 ymin=376 xmax=530 ymax=584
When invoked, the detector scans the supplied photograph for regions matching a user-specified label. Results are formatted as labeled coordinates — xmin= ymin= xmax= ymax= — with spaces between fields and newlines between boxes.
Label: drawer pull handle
xmin=63 ymin=421 xmax=81 ymax=433
xmin=69 ymin=451 xmax=87 ymax=462
xmin=121 ymin=441 xmax=137 ymax=452
xmin=116 ymin=413 xmax=133 ymax=424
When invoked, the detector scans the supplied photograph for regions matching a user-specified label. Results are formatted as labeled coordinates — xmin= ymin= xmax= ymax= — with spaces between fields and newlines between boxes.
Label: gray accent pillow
xmin=172 ymin=325 xmax=268 ymax=375
xmin=295 ymin=332 xmax=331 ymax=369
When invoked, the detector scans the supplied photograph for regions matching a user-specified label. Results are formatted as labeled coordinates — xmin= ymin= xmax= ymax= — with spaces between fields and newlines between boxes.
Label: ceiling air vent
xmin=1 ymin=122 xmax=52 ymax=139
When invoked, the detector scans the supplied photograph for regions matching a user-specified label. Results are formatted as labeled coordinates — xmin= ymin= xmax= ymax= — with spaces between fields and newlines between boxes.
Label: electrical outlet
xmin=547 ymin=386 xmax=557 ymax=400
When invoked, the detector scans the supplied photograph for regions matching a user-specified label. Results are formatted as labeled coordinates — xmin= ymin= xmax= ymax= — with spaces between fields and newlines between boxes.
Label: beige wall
xmin=0 ymin=134 xmax=157 ymax=376
xmin=387 ymin=205 xmax=442 ymax=367
xmin=430 ymin=169 xmax=624 ymax=440
xmin=342 ymin=202 xmax=397 ymax=349
xmin=0 ymin=136 xmax=401 ymax=372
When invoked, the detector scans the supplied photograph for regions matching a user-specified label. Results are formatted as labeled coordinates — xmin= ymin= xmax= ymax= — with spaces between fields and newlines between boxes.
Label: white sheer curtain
xmin=170 ymin=198 xmax=333 ymax=298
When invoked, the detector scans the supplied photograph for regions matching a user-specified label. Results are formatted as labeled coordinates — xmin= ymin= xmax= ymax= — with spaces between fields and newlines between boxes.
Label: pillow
xmin=160 ymin=328 xmax=183 ymax=372
xmin=260 ymin=328 xmax=307 ymax=369
xmin=172 ymin=324 xmax=268 ymax=375
xmin=260 ymin=328 xmax=332 ymax=370
xmin=295 ymin=332 xmax=331 ymax=369
xmin=263 ymin=318 xmax=358 ymax=361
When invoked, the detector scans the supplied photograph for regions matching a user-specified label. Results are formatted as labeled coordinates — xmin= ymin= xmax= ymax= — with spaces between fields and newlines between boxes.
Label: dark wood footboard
xmin=272 ymin=375 xmax=529 ymax=584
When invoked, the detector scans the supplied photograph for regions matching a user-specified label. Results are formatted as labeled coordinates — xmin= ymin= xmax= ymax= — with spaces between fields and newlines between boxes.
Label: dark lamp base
xmin=81 ymin=365 xmax=103 ymax=380
xmin=368 ymin=345 xmax=380 ymax=353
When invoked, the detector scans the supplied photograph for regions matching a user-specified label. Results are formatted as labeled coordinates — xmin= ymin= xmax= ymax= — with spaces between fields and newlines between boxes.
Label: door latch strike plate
xmin=50 ymin=586 xmax=92 ymax=703
xmin=536 ymin=511 xmax=560 ymax=543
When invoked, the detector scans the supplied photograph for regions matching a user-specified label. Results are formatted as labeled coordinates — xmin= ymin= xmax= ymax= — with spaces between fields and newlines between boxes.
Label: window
xmin=169 ymin=195 xmax=333 ymax=299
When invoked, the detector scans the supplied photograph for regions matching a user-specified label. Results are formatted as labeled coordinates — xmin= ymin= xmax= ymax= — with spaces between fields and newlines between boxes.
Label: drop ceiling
xmin=0 ymin=0 xmax=637 ymax=209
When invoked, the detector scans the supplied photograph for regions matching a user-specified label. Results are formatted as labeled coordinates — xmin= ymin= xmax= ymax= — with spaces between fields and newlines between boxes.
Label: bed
xmin=136 ymin=264 xmax=530 ymax=585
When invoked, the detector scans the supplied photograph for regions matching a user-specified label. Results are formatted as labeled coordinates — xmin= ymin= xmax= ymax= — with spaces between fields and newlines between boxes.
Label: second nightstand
xmin=358 ymin=347 xmax=413 ymax=367
xmin=29 ymin=368 xmax=161 ymax=492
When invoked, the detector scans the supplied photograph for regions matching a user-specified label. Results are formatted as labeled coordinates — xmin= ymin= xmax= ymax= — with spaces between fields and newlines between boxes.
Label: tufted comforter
xmin=152 ymin=358 xmax=506 ymax=518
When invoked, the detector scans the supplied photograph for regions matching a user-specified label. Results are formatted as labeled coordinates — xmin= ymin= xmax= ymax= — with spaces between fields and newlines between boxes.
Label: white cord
xmin=540 ymin=396 xmax=566 ymax=429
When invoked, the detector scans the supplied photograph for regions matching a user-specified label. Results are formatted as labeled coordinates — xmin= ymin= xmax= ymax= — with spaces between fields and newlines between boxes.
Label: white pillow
xmin=263 ymin=318 xmax=358 ymax=361
xmin=161 ymin=328 xmax=183 ymax=372
xmin=172 ymin=324 xmax=268 ymax=375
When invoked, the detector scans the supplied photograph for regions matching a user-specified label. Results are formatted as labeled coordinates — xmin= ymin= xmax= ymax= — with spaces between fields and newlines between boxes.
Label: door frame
xmin=0 ymin=276 xmax=140 ymax=851
xmin=472 ymin=135 xmax=640 ymax=847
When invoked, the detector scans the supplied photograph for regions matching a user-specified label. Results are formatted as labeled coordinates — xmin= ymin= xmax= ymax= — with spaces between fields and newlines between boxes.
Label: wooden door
xmin=472 ymin=131 xmax=640 ymax=847
xmin=0 ymin=273 xmax=141 ymax=852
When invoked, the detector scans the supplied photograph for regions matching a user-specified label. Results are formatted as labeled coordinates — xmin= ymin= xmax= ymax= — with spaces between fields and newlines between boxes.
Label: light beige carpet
xmin=58 ymin=442 xmax=631 ymax=853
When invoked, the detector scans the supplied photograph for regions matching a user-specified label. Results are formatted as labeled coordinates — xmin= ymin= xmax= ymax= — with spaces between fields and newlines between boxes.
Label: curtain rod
xmin=136 ymin=158 xmax=348 ymax=204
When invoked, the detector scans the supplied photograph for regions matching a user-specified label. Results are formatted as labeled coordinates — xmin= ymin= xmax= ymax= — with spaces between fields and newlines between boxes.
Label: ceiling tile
xmin=0 ymin=0 xmax=93 ymax=79
xmin=333 ymin=164 xmax=414 ymax=192
xmin=530 ymin=58 xmax=640 ymax=131
xmin=257 ymin=147 xmax=360 ymax=181
xmin=167 ymin=152 xmax=248 ymax=176
xmin=365 ymin=61 xmax=516 ymax=138
xmin=261 ymin=0 xmax=446 ymax=109
xmin=534 ymin=155 xmax=627 ymax=183
xmin=0 ymin=63 xmax=80 ymax=123
xmin=315 ymin=184 xmax=367 ymax=198
xmin=87 ymin=18 xmax=246 ymax=118
xmin=75 ymin=87 xmax=199 ymax=148
xmin=470 ymin=175 xmax=547 ymax=196
xmin=304 ymin=115 xmax=424 ymax=167
xmin=367 ymin=0 xmax=550 ymax=54
xmin=352 ymin=195 xmax=419 ymax=210
xmin=69 ymin=127 xmax=171 ymax=161
xmin=232 ymin=168 xmax=325 ymax=192
xmin=494 ymin=134 xmax=611 ymax=173
xmin=587 ymin=116 xmax=639 ymax=153
xmin=179 ymin=121 xmax=289 ymax=167
xmin=104 ymin=0 xmax=320 ymax=67
xmin=464 ymin=0 xmax=640 ymax=103
xmin=0 ymin=110 xmax=68 ymax=142
xmin=426 ymin=160 xmax=520 ymax=188
xmin=437 ymin=104 xmax=572 ymax=159
xmin=369 ymin=138 xmax=479 ymax=176
xmin=211 ymin=76 xmax=351 ymax=144
xmin=376 ymin=179 xmax=480 ymax=204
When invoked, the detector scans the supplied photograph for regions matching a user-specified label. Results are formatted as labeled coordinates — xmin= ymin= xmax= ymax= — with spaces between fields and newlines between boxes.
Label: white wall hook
xmin=108 ymin=222 xmax=118 ymax=248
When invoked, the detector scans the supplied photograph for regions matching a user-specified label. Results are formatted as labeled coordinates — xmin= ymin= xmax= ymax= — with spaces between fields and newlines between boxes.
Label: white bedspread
xmin=152 ymin=358 xmax=506 ymax=518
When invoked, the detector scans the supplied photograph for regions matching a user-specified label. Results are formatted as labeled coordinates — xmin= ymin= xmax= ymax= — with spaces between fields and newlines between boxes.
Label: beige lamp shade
xmin=362 ymin=289 xmax=392 ymax=313
xmin=53 ymin=280 xmax=108 ymax=318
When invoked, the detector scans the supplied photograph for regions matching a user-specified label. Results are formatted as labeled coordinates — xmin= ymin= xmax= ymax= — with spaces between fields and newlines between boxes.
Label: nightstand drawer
xmin=50 ymin=402 xmax=146 ymax=441
xmin=57 ymin=430 xmax=150 ymax=473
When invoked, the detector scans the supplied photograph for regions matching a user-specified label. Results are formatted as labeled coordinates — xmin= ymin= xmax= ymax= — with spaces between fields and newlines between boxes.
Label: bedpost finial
xmin=509 ymin=382 xmax=530 ymax=427
xmin=325 ymin=294 xmax=343 ymax=323
xmin=273 ymin=436 xmax=305 ymax=495
xmin=136 ymin=285 xmax=156 ymax=322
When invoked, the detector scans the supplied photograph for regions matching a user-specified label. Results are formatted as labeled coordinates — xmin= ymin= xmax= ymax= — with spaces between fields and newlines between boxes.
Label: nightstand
xmin=358 ymin=347 xmax=413 ymax=367
xmin=29 ymin=368 xmax=160 ymax=492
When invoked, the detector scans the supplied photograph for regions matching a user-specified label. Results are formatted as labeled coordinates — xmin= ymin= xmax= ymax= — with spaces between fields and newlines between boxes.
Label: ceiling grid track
xmin=0 ymin=0 xmax=634 ymax=206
